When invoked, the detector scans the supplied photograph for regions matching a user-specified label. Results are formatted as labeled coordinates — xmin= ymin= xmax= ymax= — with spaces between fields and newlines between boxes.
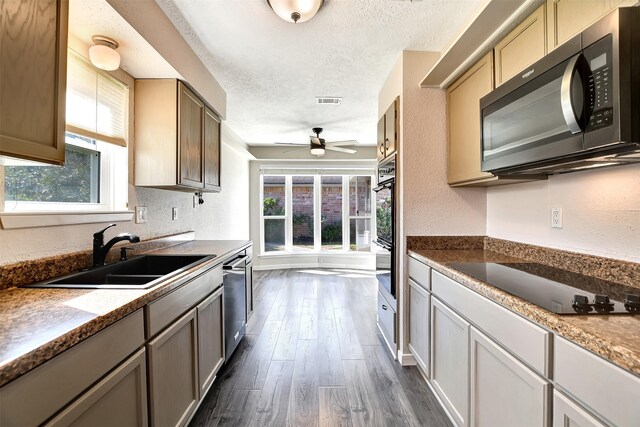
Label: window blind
xmin=66 ymin=51 xmax=128 ymax=147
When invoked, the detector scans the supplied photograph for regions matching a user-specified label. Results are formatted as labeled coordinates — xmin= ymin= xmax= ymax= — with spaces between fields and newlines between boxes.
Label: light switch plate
xmin=172 ymin=207 xmax=178 ymax=221
xmin=135 ymin=206 xmax=147 ymax=224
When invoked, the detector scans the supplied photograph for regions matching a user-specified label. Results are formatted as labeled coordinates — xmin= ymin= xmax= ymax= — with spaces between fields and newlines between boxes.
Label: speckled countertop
xmin=408 ymin=248 xmax=640 ymax=377
xmin=0 ymin=240 xmax=251 ymax=387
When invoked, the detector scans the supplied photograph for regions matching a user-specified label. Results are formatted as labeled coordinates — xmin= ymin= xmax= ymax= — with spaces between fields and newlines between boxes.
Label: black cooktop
xmin=449 ymin=262 xmax=640 ymax=315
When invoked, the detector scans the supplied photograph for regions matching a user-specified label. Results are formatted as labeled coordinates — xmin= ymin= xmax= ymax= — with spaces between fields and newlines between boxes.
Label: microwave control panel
xmin=585 ymin=35 xmax=613 ymax=132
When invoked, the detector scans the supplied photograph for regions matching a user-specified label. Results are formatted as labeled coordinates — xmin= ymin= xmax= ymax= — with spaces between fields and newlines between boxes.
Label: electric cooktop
xmin=449 ymin=262 xmax=640 ymax=315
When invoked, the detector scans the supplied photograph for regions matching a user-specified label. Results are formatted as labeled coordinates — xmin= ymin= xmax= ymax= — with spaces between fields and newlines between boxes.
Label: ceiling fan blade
xmin=310 ymin=136 xmax=324 ymax=146
xmin=326 ymin=140 xmax=358 ymax=146
xmin=326 ymin=146 xmax=356 ymax=154
xmin=283 ymin=146 xmax=310 ymax=153
xmin=275 ymin=142 xmax=307 ymax=146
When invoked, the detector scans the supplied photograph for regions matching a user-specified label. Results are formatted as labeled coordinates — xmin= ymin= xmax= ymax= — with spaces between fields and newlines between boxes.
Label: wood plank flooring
xmin=190 ymin=269 xmax=451 ymax=427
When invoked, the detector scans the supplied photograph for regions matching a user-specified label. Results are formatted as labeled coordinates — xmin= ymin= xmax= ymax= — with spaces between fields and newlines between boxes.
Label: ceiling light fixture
xmin=310 ymin=146 xmax=325 ymax=156
xmin=267 ymin=0 xmax=324 ymax=23
xmin=89 ymin=35 xmax=120 ymax=71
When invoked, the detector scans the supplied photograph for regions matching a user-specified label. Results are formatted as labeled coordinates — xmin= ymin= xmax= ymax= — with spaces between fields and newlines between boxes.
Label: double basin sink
xmin=22 ymin=255 xmax=215 ymax=290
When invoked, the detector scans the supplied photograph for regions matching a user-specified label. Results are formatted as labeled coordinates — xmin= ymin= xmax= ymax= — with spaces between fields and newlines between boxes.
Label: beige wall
xmin=487 ymin=163 xmax=640 ymax=263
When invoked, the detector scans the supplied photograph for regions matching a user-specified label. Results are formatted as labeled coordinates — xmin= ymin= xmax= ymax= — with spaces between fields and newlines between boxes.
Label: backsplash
xmin=0 ymin=232 xmax=194 ymax=291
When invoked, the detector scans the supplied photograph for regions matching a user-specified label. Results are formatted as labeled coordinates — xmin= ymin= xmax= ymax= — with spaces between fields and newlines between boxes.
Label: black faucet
xmin=93 ymin=224 xmax=140 ymax=266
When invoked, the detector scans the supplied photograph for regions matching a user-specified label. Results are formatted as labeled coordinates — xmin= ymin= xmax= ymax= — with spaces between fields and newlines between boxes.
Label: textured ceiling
xmin=156 ymin=0 xmax=484 ymax=146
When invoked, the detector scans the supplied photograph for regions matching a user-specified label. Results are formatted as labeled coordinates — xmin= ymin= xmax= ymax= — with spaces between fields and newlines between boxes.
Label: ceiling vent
xmin=316 ymin=97 xmax=343 ymax=105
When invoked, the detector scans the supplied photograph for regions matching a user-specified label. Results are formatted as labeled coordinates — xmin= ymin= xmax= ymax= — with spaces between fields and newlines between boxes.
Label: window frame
xmin=260 ymin=172 xmax=375 ymax=256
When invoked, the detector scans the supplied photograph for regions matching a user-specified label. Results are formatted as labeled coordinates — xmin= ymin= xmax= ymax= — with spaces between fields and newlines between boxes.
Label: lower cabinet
xmin=408 ymin=278 xmax=430 ymax=376
xmin=431 ymin=297 xmax=470 ymax=427
xmin=470 ymin=328 xmax=549 ymax=427
xmin=148 ymin=309 xmax=199 ymax=427
xmin=553 ymin=391 xmax=606 ymax=427
xmin=46 ymin=349 xmax=148 ymax=427
xmin=197 ymin=286 xmax=225 ymax=395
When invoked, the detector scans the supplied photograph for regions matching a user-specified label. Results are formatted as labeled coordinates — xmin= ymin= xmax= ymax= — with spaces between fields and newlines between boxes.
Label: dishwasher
xmin=223 ymin=252 xmax=250 ymax=360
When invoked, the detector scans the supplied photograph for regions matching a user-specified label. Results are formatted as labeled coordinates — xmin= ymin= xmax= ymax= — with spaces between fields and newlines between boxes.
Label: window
xmin=260 ymin=172 xmax=374 ymax=254
xmin=2 ymin=50 xmax=128 ymax=213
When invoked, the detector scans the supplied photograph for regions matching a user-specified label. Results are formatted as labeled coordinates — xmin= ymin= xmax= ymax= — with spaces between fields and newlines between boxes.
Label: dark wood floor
xmin=190 ymin=269 xmax=451 ymax=427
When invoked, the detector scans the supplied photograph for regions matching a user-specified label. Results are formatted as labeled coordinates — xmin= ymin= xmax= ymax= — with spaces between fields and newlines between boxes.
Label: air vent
xmin=316 ymin=97 xmax=343 ymax=105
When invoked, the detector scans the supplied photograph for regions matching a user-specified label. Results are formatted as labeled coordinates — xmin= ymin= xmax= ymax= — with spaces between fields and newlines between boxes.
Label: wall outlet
xmin=172 ymin=207 xmax=178 ymax=221
xmin=551 ymin=207 xmax=563 ymax=228
xmin=135 ymin=206 xmax=147 ymax=224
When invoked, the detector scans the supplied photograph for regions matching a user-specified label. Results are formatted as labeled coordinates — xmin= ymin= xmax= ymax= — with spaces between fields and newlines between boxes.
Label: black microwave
xmin=480 ymin=8 xmax=640 ymax=175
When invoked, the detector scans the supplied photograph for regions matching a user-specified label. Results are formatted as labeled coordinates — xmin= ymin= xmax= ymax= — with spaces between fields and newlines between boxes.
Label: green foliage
xmin=321 ymin=221 xmax=342 ymax=244
xmin=4 ymin=145 xmax=99 ymax=203
xmin=263 ymin=197 xmax=285 ymax=215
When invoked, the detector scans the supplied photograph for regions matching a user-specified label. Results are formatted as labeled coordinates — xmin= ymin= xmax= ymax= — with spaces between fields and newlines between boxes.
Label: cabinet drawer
xmin=408 ymin=256 xmax=430 ymax=290
xmin=553 ymin=390 xmax=606 ymax=427
xmin=377 ymin=291 xmax=396 ymax=351
xmin=432 ymin=271 xmax=550 ymax=377
xmin=1 ymin=310 xmax=144 ymax=427
xmin=555 ymin=336 xmax=640 ymax=427
xmin=146 ymin=265 xmax=223 ymax=337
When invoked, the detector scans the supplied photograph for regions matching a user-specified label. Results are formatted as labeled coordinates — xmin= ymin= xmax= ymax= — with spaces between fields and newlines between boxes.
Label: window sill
xmin=260 ymin=250 xmax=373 ymax=258
xmin=0 ymin=211 xmax=134 ymax=229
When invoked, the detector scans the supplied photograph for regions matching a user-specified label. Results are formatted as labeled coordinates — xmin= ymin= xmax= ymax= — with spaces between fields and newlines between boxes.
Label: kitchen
xmin=0 ymin=0 xmax=639 ymax=426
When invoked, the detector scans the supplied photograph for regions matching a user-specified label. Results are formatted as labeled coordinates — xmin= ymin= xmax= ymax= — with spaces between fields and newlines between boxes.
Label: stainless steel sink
xmin=22 ymin=254 xmax=214 ymax=289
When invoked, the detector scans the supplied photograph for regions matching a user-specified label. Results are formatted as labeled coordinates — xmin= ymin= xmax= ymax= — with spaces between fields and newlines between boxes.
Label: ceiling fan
xmin=275 ymin=128 xmax=358 ymax=156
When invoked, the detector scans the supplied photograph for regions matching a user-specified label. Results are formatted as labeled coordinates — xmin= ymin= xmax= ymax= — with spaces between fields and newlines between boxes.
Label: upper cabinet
xmin=135 ymin=79 xmax=221 ymax=192
xmin=0 ymin=0 xmax=68 ymax=165
xmin=447 ymin=52 xmax=494 ymax=186
xmin=494 ymin=5 xmax=547 ymax=86
xmin=377 ymin=97 xmax=399 ymax=161
xmin=546 ymin=0 xmax=631 ymax=51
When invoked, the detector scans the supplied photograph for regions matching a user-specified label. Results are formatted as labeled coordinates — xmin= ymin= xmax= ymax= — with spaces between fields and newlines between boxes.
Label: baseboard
xmin=398 ymin=350 xmax=416 ymax=366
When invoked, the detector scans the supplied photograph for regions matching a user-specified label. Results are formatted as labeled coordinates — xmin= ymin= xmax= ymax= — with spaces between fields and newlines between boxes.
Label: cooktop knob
xmin=624 ymin=294 xmax=640 ymax=313
xmin=593 ymin=294 xmax=615 ymax=313
xmin=572 ymin=294 xmax=592 ymax=314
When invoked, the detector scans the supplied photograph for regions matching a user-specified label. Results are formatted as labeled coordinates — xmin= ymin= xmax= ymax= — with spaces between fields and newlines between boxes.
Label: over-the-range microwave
xmin=480 ymin=7 xmax=640 ymax=176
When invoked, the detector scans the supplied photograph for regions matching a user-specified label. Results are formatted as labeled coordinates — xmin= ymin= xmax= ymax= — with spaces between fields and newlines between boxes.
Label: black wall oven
xmin=480 ymin=8 xmax=640 ymax=175
xmin=374 ymin=155 xmax=395 ymax=300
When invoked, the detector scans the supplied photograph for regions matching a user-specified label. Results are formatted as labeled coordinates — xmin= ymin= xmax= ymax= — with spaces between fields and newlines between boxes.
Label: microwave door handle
xmin=560 ymin=54 xmax=584 ymax=134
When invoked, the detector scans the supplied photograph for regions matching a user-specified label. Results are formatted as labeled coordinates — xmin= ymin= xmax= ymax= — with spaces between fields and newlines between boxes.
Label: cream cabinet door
xmin=148 ymin=309 xmax=199 ymax=427
xmin=384 ymin=97 xmax=398 ymax=158
xmin=197 ymin=287 xmax=225 ymax=396
xmin=431 ymin=297 xmax=470 ymax=427
xmin=546 ymin=0 xmax=632 ymax=51
xmin=495 ymin=5 xmax=546 ymax=86
xmin=553 ymin=391 xmax=606 ymax=427
xmin=446 ymin=52 xmax=494 ymax=185
xmin=470 ymin=327 xmax=550 ymax=427
xmin=0 ymin=0 xmax=68 ymax=165
xmin=377 ymin=115 xmax=386 ymax=161
xmin=46 ymin=349 xmax=148 ymax=427
xmin=408 ymin=279 xmax=430 ymax=376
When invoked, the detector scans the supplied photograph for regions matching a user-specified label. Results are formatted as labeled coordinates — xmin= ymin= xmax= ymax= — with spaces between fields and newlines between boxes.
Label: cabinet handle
xmin=384 ymin=138 xmax=390 ymax=149
xmin=382 ymin=304 xmax=388 ymax=310
xmin=379 ymin=143 xmax=385 ymax=154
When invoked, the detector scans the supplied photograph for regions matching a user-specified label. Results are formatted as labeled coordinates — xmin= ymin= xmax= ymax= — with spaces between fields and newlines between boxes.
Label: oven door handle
xmin=373 ymin=182 xmax=393 ymax=192
xmin=373 ymin=239 xmax=392 ymax=251
xmin=560 ymin=53 xmax=587 ymax=134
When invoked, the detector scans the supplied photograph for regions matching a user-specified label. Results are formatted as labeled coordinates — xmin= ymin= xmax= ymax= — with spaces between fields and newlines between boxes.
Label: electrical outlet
xmin=172 ymin=207 xmax=178 ymax=221
xmin=551 ymin=207 xmax=563 ymax=228
xmin=135 ymin=206 xmax=147 ymax=224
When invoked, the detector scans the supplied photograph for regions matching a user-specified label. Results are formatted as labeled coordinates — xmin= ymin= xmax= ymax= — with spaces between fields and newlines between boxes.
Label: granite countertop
xmin=0 ymin=239 xmax=251 ymax=387
xmin=409 ymin=248 xmax=640 ymax=377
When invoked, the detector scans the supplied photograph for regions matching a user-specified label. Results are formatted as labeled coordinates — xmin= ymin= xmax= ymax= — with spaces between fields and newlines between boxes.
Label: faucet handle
xmin=93 ymin=223 xmax=117 ymax=240
xmin=120 ymin=247 xmax=134 ymax=261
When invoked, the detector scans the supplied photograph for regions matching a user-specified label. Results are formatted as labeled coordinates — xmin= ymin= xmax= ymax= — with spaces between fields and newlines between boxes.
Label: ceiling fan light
xmin=310 ymin=146 xmax=325 ymax=156
xmin=89 ymin=36 xmax=120 ymax=71
xmin=267 ymin=0 xmax=324 ymax=23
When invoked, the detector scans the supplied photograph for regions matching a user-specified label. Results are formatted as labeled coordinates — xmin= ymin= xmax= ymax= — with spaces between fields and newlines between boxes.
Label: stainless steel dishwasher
xmin=223 ymin=252 xmax=249 ymax=360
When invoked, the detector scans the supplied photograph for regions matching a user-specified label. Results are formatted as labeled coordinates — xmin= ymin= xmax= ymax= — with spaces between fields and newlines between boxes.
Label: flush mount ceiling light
xmin=267 ymin=0 xmax=324 ymax=23
xmin=89 ymin=35 xmax=120 ymax=71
